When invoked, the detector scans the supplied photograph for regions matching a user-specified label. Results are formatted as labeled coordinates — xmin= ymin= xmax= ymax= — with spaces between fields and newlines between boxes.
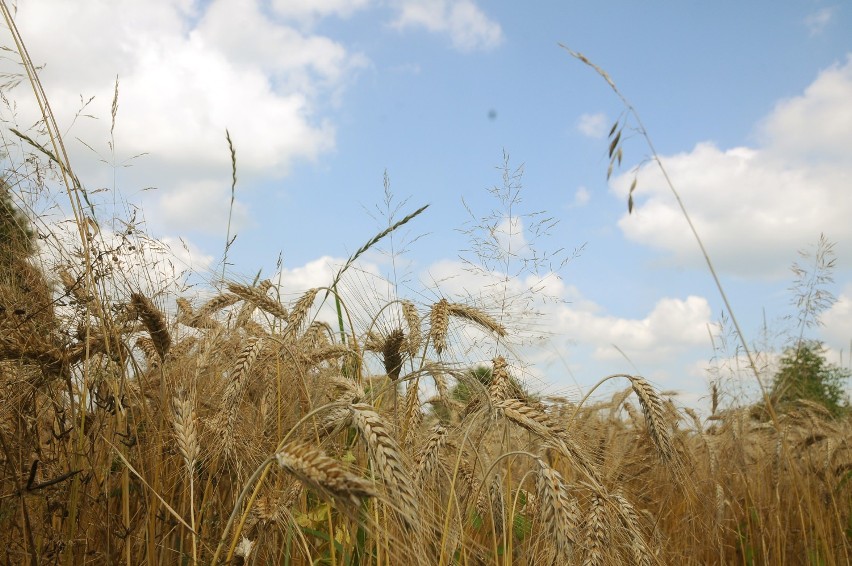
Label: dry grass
xmin=11 ymin=292 xmax=852 ymax=565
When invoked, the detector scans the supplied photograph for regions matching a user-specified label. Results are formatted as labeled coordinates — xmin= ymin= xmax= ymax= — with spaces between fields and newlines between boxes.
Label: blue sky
xmin=3 ymin=0 xmax=851 ymax=408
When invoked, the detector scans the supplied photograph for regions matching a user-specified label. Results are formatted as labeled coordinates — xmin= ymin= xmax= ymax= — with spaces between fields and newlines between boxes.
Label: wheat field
xmin=1 ymin=6 xmax=851 ymax=565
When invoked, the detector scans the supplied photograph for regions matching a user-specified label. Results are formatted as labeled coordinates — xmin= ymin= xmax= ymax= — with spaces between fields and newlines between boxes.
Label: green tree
xmin=770 ymin=340 xmax=850 ymax=416
xmin=0 ymin=177 xmax=55 ymax=337
xmin=0 ymin=179 xmax=36 ymax=264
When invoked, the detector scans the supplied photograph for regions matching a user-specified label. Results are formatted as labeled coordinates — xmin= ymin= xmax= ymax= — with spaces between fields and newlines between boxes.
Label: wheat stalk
xmin=349 ymin=402 xmax=419 ymax=529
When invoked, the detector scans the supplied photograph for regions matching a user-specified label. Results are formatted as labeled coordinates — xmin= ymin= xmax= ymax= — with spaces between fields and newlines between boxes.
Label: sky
xmin=1 ymin=0 xmax=851 ymax=409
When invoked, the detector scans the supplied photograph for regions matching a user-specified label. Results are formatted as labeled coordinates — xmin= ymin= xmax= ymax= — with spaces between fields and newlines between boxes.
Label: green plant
xmin=0 ymin=178 xmax=35 ymax=263
xmin=770 ymin=340 xmax=850 ymax=416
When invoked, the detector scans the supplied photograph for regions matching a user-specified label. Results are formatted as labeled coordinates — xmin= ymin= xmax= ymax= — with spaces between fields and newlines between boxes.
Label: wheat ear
xmin=350 ymin=402 xmax=419 ymax=529
xmin=488 ymin=355 xmax=512 ymax=403
xmin=447 ymin=303 xmax=507 ymax=337
xmin=382 ymin=328 xmax=405 ymax=381
xmin=535 ymin=458 xmax=579 ymax=563
xmin=275 ymin=440 xmax=377 ymax=507
xmin=401 ymin=300 xmax=421 ymax=357
xmin=286 ymin=288 xmax=319 ymax=333
xmin=429 ymin=298 xmax=450 ymax=355
xmin=582 ymin=493 xmax=606 ymax=566
xmin=131 ymin=292 xmax=171 ymax=361
xmin=628 ymin=376 xmax=676 ymax=462
xmin=227 ymin=282 xmax=289 ymax=320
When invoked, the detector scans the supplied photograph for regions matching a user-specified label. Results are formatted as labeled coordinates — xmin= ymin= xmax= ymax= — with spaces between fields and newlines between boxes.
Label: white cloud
xmin=158 ymin=179 xmax=250 ymax=235
xmin=804 ymin=7 xmax=836 ymax=36
xmin=820 ymin=285 xmax=852 ymax=349
xmin=273 ymin=255 xmax=399 ymax=328
xmin=271 ymin=0 xmax=373 ymax=23
xmin=760 ymin=54 xmax=852 ymax=163
xmin=4 ymin=0 xmax=362 ymax=234
xmin=553 ymin=295 xmax=712 ymax=363
xmin=391 ymin=0 xmax=503 ymax=52
xmin=577 ymin=112 xmax=608 ymax=138
xmin=612 ymin=55 xmax=852 ymax=278
xmin=160 ymin=236 xmax=216 ymax=274
xmin=572 ymin=186 xmax=591 ymax=207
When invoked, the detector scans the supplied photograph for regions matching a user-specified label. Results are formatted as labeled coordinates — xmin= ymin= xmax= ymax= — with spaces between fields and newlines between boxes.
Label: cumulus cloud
xmin=271 ymin=0 xmax=373 ymax=23
xmin=577 ymin=112 xmax=608 ymax=138
xmin=553 ymin=294 xmax=712 ymax=363
xmin=612 ymin=55 xmax=852 ymax=278
xmin=3 ymin=0 xmax=362 ymax=235
xmin=391 ymin=0 xmax=503 ymax=52
xmin=759 ymin=54 xmax=852 ymax=163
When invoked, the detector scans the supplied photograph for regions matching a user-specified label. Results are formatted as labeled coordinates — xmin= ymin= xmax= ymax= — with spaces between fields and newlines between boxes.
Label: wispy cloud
xmin=390 ymin=0 xmax=503 ymax=52
xmin=572 ymin=186 xmax=591 ymax=207
xmin=577 ymin=112 xmax=608 ymax=138
xmin=804 ymin=7 xmax=836 ymax=36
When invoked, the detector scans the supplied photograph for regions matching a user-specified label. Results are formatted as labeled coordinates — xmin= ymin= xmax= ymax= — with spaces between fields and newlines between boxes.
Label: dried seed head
xmin=193 ymin=292 xmax=240 ymax=327
xmin=350 ymin=402 xmax=419 ymax=529
xmin=382 ymin=328 xmax=405 ymax=381
xmin=628 ymin=376 xmax=676 ymax=463
xmin=275 ymin=440 xmax=377 ymax=507
xmin=287 ymin=288 xmax=319 ymax=333
xmin=488 ymin=355 xmax=512 ymax=403
xmin=536 ymin=458 xmax=579 ymax=563
xmin=401 ymin=300 xmax=421 ymax=356
xmin=429 ymin=299 xmax=450 ymax=355
xmin=415 ymin=424 xmax=447 ymax=484
xmin=227 ymin=282 xmax=289 ymax=320
xmin=171 ymin=391 xmax=198 ymax=473
xmin=131 ymin=292 xmax=171 ymax=361
xmin=447 ymin=303 xmax=506 ymax=337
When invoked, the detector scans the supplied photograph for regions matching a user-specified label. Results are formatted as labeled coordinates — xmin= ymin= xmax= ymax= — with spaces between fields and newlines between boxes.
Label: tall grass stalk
xmin=561 ymin=45 xmax=778 ymax=423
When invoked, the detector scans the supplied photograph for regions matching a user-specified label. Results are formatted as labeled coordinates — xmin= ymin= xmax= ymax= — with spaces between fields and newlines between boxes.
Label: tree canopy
xmin=770 ymin=340 xmax=850 ymax=416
